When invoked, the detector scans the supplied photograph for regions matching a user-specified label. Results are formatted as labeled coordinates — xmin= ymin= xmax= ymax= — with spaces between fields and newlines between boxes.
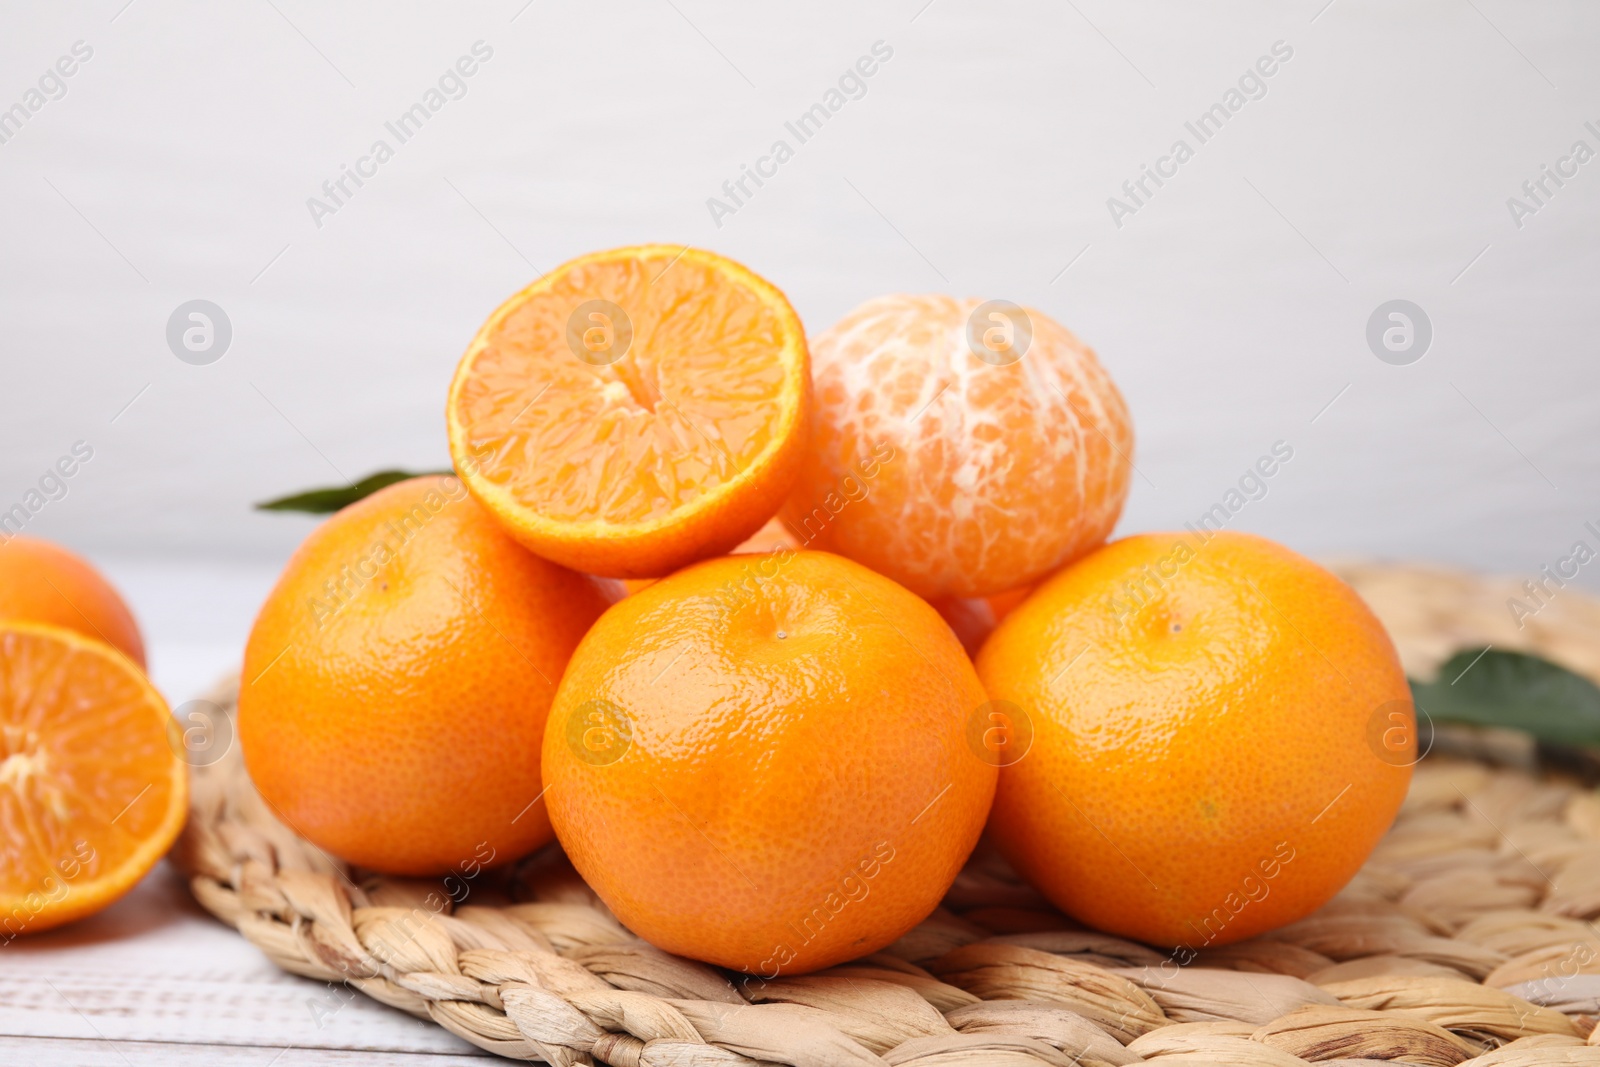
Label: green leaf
xmin=1410 ymin=647 xmax=1600 ymax=747
xmin=255 ymin=469 xmax=453 ymax=514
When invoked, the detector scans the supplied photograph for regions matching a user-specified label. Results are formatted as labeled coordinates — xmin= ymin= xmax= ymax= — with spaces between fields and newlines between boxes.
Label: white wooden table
xmin=0 ymin=859 xmax=492 ymax=1065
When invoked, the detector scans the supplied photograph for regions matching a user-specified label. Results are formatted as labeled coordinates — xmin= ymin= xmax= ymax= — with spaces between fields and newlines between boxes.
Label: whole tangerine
xmin=0 ymin=536 xmax=145 ymax=667
xmin=977 ymin=531 xmax=1413 ymax=949
xmin=239 ymin=476 xmax=611 ymax=875
xmin=543 ymin=550 xmax=996 ymax=974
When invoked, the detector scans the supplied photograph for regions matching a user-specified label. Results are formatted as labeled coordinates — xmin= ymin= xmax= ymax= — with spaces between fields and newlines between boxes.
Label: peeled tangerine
xmin=977 ymin=531 xmax=1413 ymax=950
xmin=781 ymin=294 xmax=1133 ymax=600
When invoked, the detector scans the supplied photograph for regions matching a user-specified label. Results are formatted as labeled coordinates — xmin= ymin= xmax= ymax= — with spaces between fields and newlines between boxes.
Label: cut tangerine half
xmin=446 ymin=246 xmax=811 ymax=578
xmin=0 ymin=622 xmax=187 ymax=938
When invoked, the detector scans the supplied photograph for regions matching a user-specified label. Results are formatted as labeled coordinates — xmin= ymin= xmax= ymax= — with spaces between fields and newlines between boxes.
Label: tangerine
xmin=0 ymin=622 xmax=185 ymax=936
xmin=0 ymin=536 xmax=145 ymax=667
xmin=543 ymin=550 xmax=996 ymax=974
xmin=447 ymin=246 xmax=810 ymax=579
xmin=238 ymin=476 xmax=611 ymax=875
xmin=781 ymin=294 xmax=1132 ymax=600
xmin=976 ymin=531 xmax=1412 ymax=948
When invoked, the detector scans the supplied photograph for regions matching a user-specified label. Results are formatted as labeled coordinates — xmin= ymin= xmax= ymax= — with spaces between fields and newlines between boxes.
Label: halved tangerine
xmin=446 ymin=246 xmax=811 ymax=578
xmin=0 ymin=622 xmax=187 ymax=937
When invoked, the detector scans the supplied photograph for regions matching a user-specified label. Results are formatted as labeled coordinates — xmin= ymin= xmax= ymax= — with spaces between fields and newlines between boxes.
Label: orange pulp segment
xmin=446 ymin=245 xmax=810 ymax=578
xmin=0 ymin=622 xmax=186 ymax=937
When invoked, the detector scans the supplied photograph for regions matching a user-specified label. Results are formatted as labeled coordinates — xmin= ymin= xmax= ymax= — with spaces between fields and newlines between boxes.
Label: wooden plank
xmin=0 ymin=862 xmax=483 ymax=1057
xmin=0 ymin=1035 xmax=489 ymax=1066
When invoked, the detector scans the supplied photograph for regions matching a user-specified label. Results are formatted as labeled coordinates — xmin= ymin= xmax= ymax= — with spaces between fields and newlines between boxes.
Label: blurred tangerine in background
xmin=0 ymin=535 xmax=146 ymax=667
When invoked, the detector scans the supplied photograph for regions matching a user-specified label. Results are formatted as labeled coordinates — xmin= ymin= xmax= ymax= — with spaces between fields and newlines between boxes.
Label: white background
xmin=1 ymin=0 xmax=1597 ymax=700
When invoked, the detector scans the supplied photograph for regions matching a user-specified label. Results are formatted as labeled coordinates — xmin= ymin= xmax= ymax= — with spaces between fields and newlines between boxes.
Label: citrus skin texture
xmin=0 ymin=536 xmax=146 ymax=667
xmin=782 ymin=294 xmax=1132 ymax=600
xmin=447 ymin=245 xmax=811 ymax=579
xmin=544 ymin=551 xmax=996 ymax=975
xmin=977 ymin=531 xmax=1413 ymax=949
xmin=239 ymin=477 xmax=611 ymax=876
xmin=0 ymin=622 xmax=186 ymax=936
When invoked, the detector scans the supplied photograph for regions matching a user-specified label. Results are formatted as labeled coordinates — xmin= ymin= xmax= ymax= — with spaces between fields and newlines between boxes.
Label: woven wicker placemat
xmin=174 ymin=562 xmax=1600 ymax=1066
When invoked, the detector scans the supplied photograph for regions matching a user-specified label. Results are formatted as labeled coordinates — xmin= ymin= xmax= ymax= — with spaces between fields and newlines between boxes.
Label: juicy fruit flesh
xmin=0 ymin=625 xmax=183 ymax=931
xmin=453 ymin=252 xmax=795 ymax=526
